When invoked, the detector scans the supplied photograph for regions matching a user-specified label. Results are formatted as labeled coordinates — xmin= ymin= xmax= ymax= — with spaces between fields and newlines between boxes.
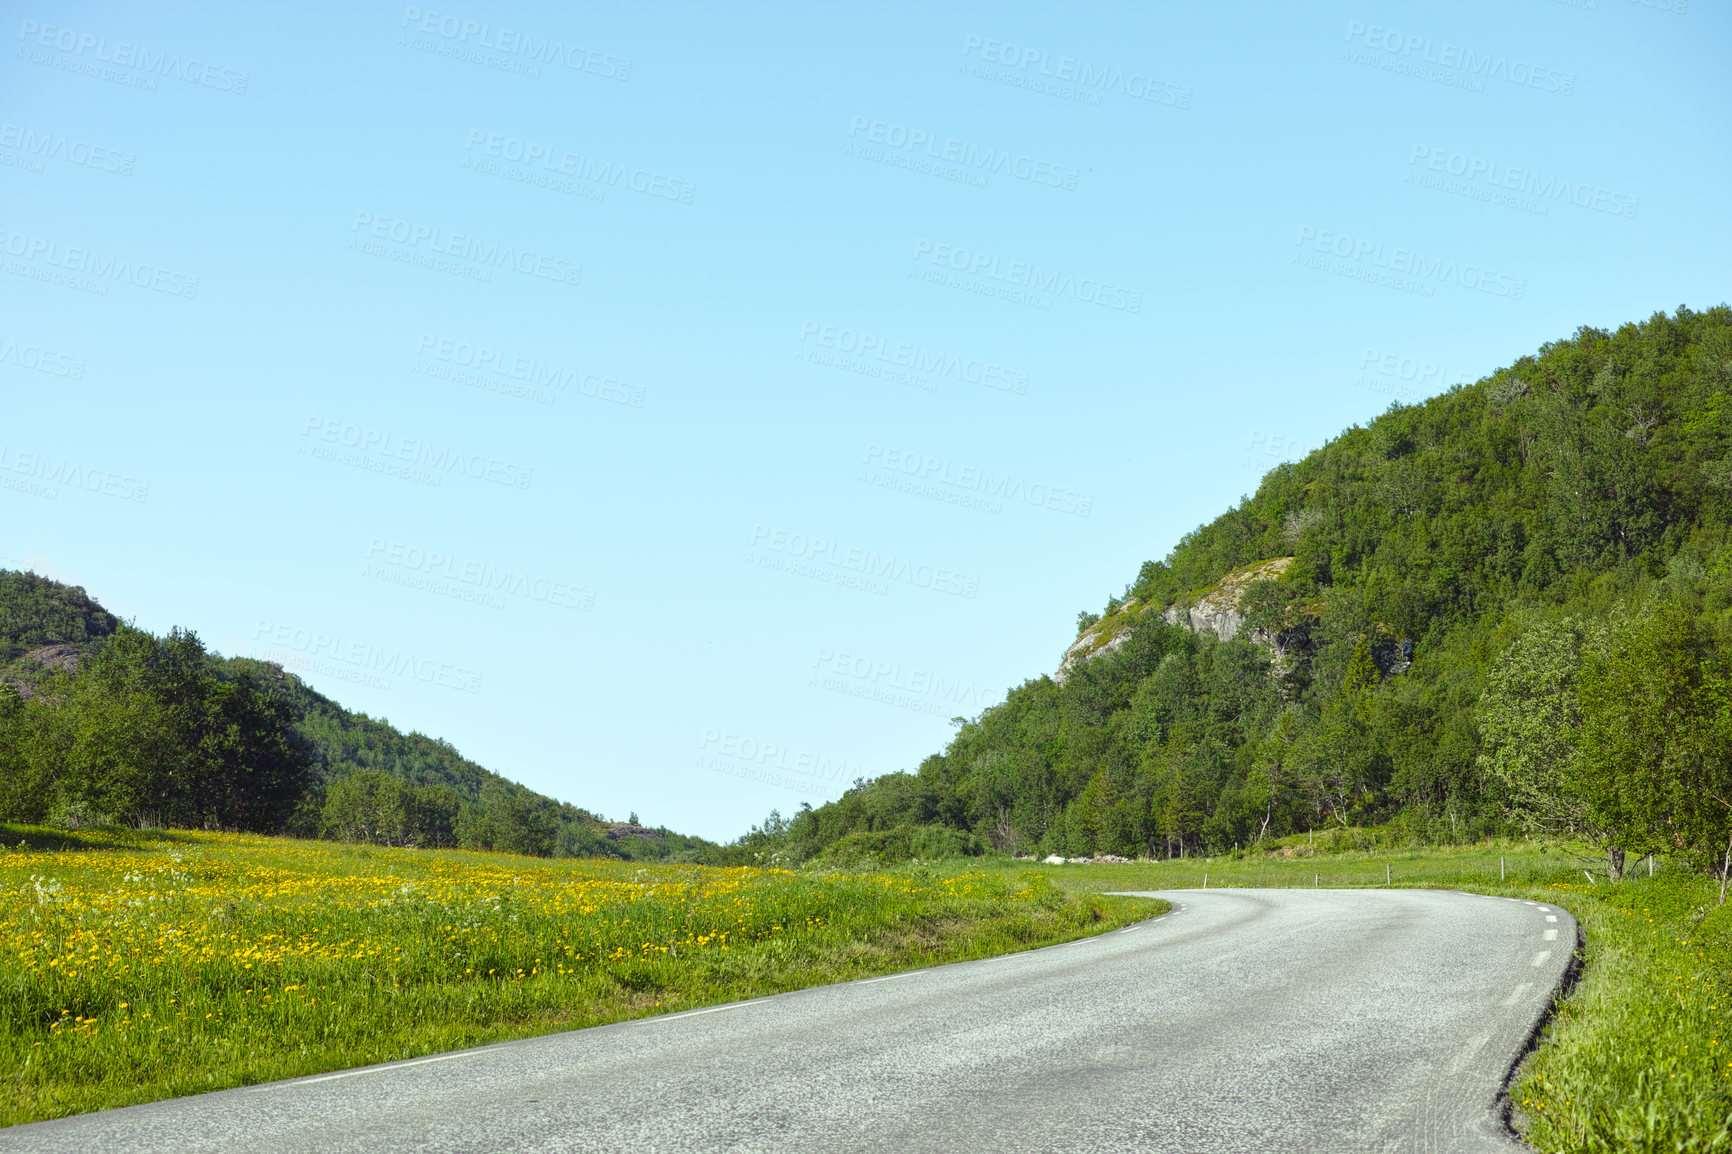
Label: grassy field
xmin=0 ymin=826 xmax=1163 ymax=1127
xmin=5 ymin=827 xmax=1725 ymax=1150
xmin=993 ymin=838 xmax=1732 ymax=1154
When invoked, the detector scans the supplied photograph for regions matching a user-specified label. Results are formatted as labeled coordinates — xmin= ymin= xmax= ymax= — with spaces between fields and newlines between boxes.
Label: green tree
xmin=322 ymin=770 xmax=414 ymax=846
xmin=1576 ymin=607 xmax=1720 ymax=880
xmin=0 ymin=682 xmax=53 ymax=823
xmin=24 ymin=626 xmax=309 ymax=831
xmin=1478 ymin=617 xmax=1599 ymax=845
xmin=458 ymin=781 xmax=558 ymax=856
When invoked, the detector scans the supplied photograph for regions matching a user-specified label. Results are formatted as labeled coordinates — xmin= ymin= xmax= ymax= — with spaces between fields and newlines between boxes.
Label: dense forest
xmin=765 ymin=306 xmax=1732 ymax=879
xmin=0 ymin=570 xmax=712 ymax=861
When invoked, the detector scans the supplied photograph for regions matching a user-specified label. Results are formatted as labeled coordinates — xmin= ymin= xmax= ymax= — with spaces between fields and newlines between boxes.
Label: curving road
xmin=0 ymin=889 xmax=1576 ymax=1154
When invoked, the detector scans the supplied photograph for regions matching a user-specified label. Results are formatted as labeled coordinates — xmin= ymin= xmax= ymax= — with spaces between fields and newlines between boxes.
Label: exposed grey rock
xmin=1055 ymin=558 xmax=1296 ymax=681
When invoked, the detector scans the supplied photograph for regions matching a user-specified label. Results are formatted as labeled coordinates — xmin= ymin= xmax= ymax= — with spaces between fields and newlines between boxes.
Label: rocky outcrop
xmin=1056 ymin=557 xmax=1296 ymax=682
xmin=1054 ymin=603 xmax=1137 ymax=684
xmin=1160 ymin=557 xmax=1294 ymax=644
xmin=604 ymin=822 xmax=662 ymax=842
xmin=21 ymin=643 xmax=82 ymax=674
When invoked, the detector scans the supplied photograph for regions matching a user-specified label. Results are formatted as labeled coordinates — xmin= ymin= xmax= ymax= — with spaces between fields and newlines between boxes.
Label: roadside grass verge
xmin=993 ymin=841 xmax=1732 ymax=1153
xmin=0 ymin=826 xmax=1163 ymax=1127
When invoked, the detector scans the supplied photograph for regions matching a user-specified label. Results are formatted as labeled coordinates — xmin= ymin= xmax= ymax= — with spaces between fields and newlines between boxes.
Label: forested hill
xmin=0 ymin=570 xmax=710 ymax=861
xmin=769 ymin=305 xmax=1732 ymax=865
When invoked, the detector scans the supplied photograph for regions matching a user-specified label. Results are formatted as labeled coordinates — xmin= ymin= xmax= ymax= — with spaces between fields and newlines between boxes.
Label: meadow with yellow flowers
xmin=0 ymin=825 xmax=1159 ymax=1125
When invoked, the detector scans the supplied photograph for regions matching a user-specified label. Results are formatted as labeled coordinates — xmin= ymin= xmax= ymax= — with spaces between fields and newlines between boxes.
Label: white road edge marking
xmin=860 ymin=971 xmax=924 ymax=985
xmin=654 ymin=997 xmax=774 ymax=1018
xmin=254 ymin=1052 xmax=470 ymax=1091
xmin=1502 ymin=982 xmax=1532 ymax=1006
xmin=1531 ymin=951 xmax=1552 ymax=968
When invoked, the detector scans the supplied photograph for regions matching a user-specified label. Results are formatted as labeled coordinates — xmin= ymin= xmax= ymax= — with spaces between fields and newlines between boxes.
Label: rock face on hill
xmin=1056 ymin=557 xmax=1294 ymax=683
xmin=604 ymin=822 xmax=663 ymax=842
xmin=22 ymin=643 xmax=83 ymax=675
xmin=1159 ymin=557 xmax=1294 ymax=643
xmin=2 ymin=643 xmax=88 ymax=699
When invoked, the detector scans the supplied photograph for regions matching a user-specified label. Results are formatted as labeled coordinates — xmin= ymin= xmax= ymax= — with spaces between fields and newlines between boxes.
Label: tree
xmin=0 ymin=682 xmax=54 ymax=823
xmin=1077 ymin=771 xmax=1118 ymax=849
xmin=18 ymin=626 xmax=310 ymax=831
xmin=322 ymin=770 xmax=413 ymax=845
xmin=457 ymin=781 xmax=557 ymax=856
xmin=1478 ymin=618 xmax=1597 ymax=840
xmin=196 ymin=673 xmax=313 ymax=832
xmin=1576 ymin=606 xmax=1723 ymax=880
xmin=53 ymin=626 xmax=212 ymax=826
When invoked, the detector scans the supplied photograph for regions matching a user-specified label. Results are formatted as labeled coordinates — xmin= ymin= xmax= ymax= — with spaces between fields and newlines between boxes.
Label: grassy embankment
xmin=1000 ymin=837 xmax=1730 ymax=1153
xmin=0 ymin=826 xmax=1162 ymax=1127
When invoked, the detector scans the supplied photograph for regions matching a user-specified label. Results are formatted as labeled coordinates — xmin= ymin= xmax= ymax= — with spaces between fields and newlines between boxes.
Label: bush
xmin=812 ymin=826 xmax=985 ymax=868
xmin=321 ymin=771 xmax=461 ymax=848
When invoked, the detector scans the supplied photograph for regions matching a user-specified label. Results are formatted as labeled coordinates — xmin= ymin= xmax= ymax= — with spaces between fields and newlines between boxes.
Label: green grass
xmin=979 ymin=839 xmax=1732 ymax=1153
xmin=12 ymin=826 xmax=1721 ymax=1149
xmin=0 ymin=826 xmax=1164 ymax=1127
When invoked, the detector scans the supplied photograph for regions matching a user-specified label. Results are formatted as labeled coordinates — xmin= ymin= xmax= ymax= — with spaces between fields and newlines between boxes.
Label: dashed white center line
xmin=1502 ymin=982 xmax=1533 ymax=1006
xmin=1543 ymin=929 xmax=1558 ymax=941
xmin=1450 ymin=1029 xmax=1493 ymax=1074
xmin=1545 ymin=915 xmax=1558 ymax=923
xmin=1531 ymin=951 xmax=1552 ymax=968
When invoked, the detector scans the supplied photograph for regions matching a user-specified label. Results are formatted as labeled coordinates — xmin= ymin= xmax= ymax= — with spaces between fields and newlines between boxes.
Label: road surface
xmin=0 ymin=888 xmax=1576 ymax=1153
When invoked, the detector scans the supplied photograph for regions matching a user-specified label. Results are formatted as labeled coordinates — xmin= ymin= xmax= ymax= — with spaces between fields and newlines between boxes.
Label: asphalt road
xmin=0 ymin=888 xmax=1576 ymax=1154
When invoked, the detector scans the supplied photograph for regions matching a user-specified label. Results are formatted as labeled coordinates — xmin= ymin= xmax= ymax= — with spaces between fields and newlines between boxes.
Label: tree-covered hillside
xmin=0 ymin=571 xmax=711 ymax=861
xmin=773 ymin=305 xmax=1732 ymax=866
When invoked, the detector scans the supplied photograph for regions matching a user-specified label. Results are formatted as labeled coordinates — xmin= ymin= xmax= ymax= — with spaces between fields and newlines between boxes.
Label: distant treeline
xmin=753 ymin=306 xmax=1732 ymax=880
xmin=0 ymin=570 xmax=712 ymax=861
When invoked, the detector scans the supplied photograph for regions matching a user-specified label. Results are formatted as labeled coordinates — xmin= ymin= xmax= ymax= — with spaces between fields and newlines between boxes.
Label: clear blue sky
xmin=3 ymin=0 xmax=1725 ymax=841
